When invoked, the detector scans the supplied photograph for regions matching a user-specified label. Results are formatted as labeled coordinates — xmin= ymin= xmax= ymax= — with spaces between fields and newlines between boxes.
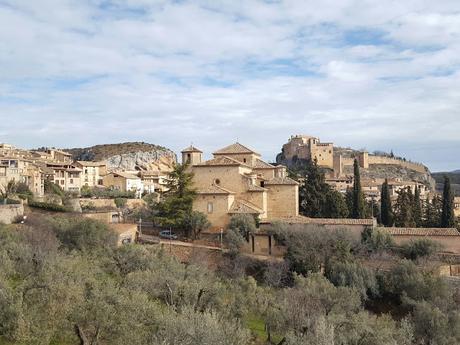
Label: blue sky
xmin=0 ymin=0 xmax=459 ymax=171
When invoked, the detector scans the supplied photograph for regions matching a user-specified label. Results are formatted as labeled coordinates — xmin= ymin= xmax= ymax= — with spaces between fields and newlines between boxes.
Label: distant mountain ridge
xmin=64 ymin=142 xmax=177 ymax=172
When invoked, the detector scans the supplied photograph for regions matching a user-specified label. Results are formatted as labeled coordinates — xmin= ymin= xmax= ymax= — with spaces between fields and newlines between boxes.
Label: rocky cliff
xmin=65 ymin=142 xmax=176 ymax=172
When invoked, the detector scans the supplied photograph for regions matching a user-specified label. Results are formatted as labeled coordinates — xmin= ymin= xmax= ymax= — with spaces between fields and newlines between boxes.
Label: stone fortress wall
xmin=340 ymin=154 xmax=427 ymax=174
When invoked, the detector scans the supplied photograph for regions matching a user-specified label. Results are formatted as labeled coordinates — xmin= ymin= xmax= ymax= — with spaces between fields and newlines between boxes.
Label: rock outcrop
xmin=65 ymin=142 xmax=176 ymax=172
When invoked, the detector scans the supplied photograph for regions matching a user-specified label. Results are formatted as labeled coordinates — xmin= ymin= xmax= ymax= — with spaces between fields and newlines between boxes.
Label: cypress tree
xmin=380 ymin=179 xmax=393 ymax=226
xmin=352 ymin=159 xmax=365 ymax=219
xmin=441 ymin=176 xmax=455 ymax=228
xmin=299 ymin=159 xmax=326 ymax=217
xmin=413 ymin=185 xmax=422 ymax=227
xmin=394 ymin=187 xmax=415 ymax=227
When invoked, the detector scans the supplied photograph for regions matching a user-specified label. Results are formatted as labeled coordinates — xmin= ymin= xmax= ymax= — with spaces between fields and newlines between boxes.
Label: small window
xmin=70 ymin=179 xmax=73 ymax=184
xmin=260 ymin=181 xmax=265 ymax=187
xmin=243 ymin=158 xmax=247 ymax=163
xmin=207 ymin=202 xmax=213 ymax=214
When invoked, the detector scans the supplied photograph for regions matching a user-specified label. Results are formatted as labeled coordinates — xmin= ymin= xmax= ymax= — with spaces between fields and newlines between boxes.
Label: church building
xmin=181 ymin=143 xmax=299 ymax=230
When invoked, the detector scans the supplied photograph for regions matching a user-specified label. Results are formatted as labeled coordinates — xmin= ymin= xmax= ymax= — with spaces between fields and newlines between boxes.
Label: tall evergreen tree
xmin=352 ymin=159 xmax=365 ymax=219
xmin=299 ymin=159 xmax=348 ymax=218
xmin=441 ymin=176 xmax=455 ymax=228
xmin=424 ymin=195 xmax=442 ymax=227
xmin=413 ymin=185 xmax=422 ymax=227
xmin=299 ymin=159 xmax=326 ymax=217
xmin=155 ymin=163 xmax=197 ymax=230
xmin=394 ymin=187 xmax=415 ymax=227
xmin=380 ymin=179 xmax=393 ymax=226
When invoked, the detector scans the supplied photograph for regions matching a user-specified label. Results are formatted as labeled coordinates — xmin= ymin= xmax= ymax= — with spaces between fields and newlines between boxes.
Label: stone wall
xmin=193 ymin=194 xmax=234 ymax=230
xmin=341 ymin=155 xmax=427 ymax=174
xmin=0 ymin=204 xmax=24 ymax=224
xmin=266 ymin=184 xmax=299 ymax=219
xmin=391 ymin=235 xmax=460 ymax=255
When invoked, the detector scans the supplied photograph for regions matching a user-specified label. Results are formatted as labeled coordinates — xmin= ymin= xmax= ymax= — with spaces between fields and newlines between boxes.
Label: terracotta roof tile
xmin=197 ymin=185 xmax=235 ymax=195
xmin=253 ymin=159 xmax=275 ymax=169
xmin=262 ymin=216 xmax=374 ymax=226
xmin=381 ymin=227 xmax=460 ymax=236
xmin=75 ymin=161 xmax=106 ymax=167
xmin=229 ymin=199 xmax=263 ymax=214
xmin=196 ymin=156 xmax=250 ymax=167
xmin=181 ymin=145 xmax=202 ymax=153
xmin=248 ymin=184 xmax=267 ymax=192
xmin=264 ymin=177 xmax=299 ymax=185
xmin=213 ymin=142 xmax=259 ymax=155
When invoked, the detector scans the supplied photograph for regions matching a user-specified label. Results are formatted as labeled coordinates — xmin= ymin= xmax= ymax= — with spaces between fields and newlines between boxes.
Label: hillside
xmin=277 ymin=145 xmax=435 ymax=189
xmin=64 ymin=142 xmax=177 ymax=172
xmin=432 ymin=170 xmax=460 ymax=196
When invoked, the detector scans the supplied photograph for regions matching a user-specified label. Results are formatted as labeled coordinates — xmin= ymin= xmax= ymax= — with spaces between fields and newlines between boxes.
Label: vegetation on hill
xmin=63 ymin=141 xmax=172 ymax=161
xmin=2 ymin=213 xmax=460 ymax=345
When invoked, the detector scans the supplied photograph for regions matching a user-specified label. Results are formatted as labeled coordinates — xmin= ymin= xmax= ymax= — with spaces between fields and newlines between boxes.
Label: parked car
xmin=159 ymin=230 xmax=178 ymax=240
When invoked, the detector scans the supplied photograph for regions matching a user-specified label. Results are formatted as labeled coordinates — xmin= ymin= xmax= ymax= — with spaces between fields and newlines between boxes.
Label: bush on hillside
xmin=28 ymin=200 xmax=69 ymax=212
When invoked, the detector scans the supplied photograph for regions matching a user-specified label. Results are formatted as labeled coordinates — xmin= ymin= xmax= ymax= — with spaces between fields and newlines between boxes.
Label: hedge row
xmin=28 ymin=200 xmax=69 ymax=212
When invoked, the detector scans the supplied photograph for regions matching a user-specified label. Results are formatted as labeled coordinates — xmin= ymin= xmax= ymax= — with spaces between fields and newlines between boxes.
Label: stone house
xmin=0 ymin=158 xmax=45 ymax=197
xmin=103 ymin=172 xmax=144 ymax=197
xmin=182 ymin=143 xmax=299 ymax=230
xmin=453 ymin=197 xmax=460 ymax=218
xmin=139 ymin=170 xmax=169 ymax=194
xmin=74 ymin=161 xmax=107 ymax=188
xmin=46 ymin=162 xmax=82 ymax=193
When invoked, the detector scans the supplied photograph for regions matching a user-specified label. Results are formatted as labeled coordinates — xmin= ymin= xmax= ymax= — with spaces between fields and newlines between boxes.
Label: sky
xmin=0 ymin=1 xmax=459 ymax=172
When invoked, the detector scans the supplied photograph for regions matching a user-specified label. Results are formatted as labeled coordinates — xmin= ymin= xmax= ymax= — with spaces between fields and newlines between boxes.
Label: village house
xmin=74 ymin=161 xmax=107 ymax=188
xmin=103 ymin=171 xmax=144 ymax=197
xmin=0 ymin=157 xmax=45 ymax=197
xmin=182 ymin=143 xmax=299 ymax=230
xmin=139 ymin=170 xmax=169 ymax=194
xmin=46 ymin=162 xmax=82 ymax=193
xmin=454 ymin=197 xmax=460 ymax=218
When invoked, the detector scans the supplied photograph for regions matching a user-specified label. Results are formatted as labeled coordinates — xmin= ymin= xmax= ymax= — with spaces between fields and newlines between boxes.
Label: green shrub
xmin=44 ymin=180 xmax=64 ymax=197
xmin=401 ymin=239 xmax=441 ymax=260
xmin=28 ymin=200 xmax=69 ymax=212
xmin=114 ymin=197 xmax=128 ymax=208
xmin=0 ymin=198 xmax=21 ymax=205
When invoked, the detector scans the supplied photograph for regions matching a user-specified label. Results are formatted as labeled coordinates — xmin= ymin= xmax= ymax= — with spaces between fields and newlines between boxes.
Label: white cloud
xmin=0 ymin=0 xmax=459 ymax=171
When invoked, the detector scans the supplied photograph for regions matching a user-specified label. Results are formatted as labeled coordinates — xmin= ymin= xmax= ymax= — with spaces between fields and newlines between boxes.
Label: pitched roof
xmin=213 ymin=142 xmax=260 ymax=156
xmin=264 ymin=177 xmax=299 ymax=185
xmin=229 ymin=199 xmax=263 ymax=214
xmin=197 ymin=184 xmax=235 ymax=195
xmin=253 ymin=159 xmax=275 ymax=169
xmin=113 ymin=171 xmax=140 ymax=179
xmin=382 ymin=227 xmax=460 ymax=236
xmin=196 ymin=156 xmax=250 ymax=168
xmin=248 ymin=184 xmax=267 ymax=192
xmin=262 ymin=216 xmax=374 ymax=226
xmin=181 ymin=145 xmax=202 ymax=153
xmin=75 ymin=161 xmax=106 ymax=167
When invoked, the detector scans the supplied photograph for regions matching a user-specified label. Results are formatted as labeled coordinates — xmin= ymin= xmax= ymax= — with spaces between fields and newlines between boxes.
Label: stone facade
xmin=281 ymin=135 xmax=334 ymax=168
xmin=74 ymin=161 xmax=107 ymax=188
xmin=382 ymin=227 xmax=460 ymax=255
xmin=46 ymin=162 xmax=82 ymax=192
xmin=183 ymin=143 xmax=299 ymax=230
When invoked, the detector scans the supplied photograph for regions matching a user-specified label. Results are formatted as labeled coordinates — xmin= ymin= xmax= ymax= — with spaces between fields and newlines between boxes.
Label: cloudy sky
xmin=1 ymin=1 xmax=459 ymax=171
